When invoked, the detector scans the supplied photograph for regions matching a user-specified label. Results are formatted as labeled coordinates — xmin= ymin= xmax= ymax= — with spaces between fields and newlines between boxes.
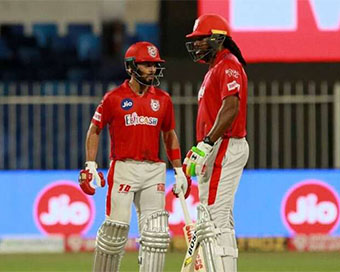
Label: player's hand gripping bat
xmin=178 ymin=192 xmax=206 ymax=272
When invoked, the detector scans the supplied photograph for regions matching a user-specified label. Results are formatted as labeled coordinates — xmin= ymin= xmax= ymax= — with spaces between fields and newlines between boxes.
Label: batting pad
xmin=93 ymin=220 xmax=129 ymax=272
xmin=138 ymin=210 xmax=170 ymax=272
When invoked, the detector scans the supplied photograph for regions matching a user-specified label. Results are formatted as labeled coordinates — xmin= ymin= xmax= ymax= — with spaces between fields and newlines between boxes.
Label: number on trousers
xmin=119 ymin=184 xmax=131 ymax=192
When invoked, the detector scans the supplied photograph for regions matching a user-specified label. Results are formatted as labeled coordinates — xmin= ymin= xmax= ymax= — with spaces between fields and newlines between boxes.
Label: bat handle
xmin=179 ymin=191 xmax=193 ymax=225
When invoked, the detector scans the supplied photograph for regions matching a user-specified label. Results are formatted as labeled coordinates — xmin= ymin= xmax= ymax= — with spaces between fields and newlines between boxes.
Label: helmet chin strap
xmin=125 ymin=60 xmax=164 ymax=87
xmin=133 ymin=71 xmax=160 ymax=87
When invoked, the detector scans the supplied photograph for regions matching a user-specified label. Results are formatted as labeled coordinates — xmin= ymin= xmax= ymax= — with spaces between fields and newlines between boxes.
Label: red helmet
xmin=125 ymin=41 xmax=164 ymax=63
xmin=185 ymin=14 xmax=231 ymax=63
xmin=186 ymin=14 xmax=231 ymax=38
xmin=124 ymin=41 xmax=165 ymax=86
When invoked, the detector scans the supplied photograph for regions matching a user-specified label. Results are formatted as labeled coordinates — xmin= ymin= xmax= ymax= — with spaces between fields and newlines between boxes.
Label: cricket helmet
xmin=186 ymin=14 xmax=231 ymax=38
xmin=124 ymin=41 xmax=165 ymax=86
xmin=186 ymin=14 xmax=231 ymax=63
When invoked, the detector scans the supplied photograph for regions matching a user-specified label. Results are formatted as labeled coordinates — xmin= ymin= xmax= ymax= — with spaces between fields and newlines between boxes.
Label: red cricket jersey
xmin=92 ymin=80 xmax=175 ymax=162
xmin=196 ymin=49 xmax=248 ymax=141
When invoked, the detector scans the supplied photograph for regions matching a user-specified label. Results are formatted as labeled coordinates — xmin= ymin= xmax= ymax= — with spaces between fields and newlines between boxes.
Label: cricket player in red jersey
xmin=78 ymin=41 xmax=191 ymax=272
xmin=183 ymin=14 xmax=249 ymax=272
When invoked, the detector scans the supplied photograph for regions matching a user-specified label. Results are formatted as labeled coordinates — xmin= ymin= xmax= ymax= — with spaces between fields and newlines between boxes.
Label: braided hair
xmin=223 ymin=36 xmax=247 ymax=66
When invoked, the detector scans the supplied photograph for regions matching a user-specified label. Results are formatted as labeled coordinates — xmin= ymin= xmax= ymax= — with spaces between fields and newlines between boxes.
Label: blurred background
xmin=0 ymin=0 xmax=340 ymax=271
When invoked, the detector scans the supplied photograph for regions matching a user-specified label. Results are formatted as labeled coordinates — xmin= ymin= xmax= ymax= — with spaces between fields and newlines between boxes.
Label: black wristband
xmin=203 ymin=136 xmax=214 ymax=146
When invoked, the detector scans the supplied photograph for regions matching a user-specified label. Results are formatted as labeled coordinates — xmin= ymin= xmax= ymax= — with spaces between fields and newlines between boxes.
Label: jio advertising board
xmin=198 ymin=0 xmax=340 ymax=62
xmin=0 ymin=169 xmax=340 ymax=240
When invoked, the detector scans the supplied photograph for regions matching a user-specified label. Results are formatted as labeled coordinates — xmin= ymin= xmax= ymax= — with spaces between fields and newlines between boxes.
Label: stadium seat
xmin=135 ymin=23 xmax=160 ymax=47
xmin=0 ymin=38 xmax=13 ymax=60
xmin=50 ymin=36 xmax=74 ymax=52
xmin=17 ymin=47 xmax=41 ymax=64
xmin=0 ymin=24 xmax=24 ymax=38
xmin=32 ymin=23 xmax=58 ymax=47
xmin=67 ymin=23 xmax=93 ymax=47
xmin=77 ymin=33 xmax=101 ymax=61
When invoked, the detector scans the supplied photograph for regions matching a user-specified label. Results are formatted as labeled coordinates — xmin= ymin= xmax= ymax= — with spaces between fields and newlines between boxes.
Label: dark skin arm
xmin=85 ymin=123 xmax=101 ymax=161
xmin=162 ymin=129 xmax=182 ymax=168
xmin=206 ymin=95 xmax=239 ymax=143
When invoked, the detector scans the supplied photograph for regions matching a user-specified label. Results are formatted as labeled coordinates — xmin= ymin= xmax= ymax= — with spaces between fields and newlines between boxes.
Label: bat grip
xmin=179 ymin=192 xmax=193 ymax=225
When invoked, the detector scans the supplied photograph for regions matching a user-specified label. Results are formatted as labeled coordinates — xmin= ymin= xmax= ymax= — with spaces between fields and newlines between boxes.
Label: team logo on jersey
xmin=198 ymin=85 xmax=205 ymax=101
xmin=225 ymin=69 xmax=240 ymax=78
xmin=150 ymin=99 xmax=160 ymax=111
xmin=125 ymin=112 xmax=158 ymax=126
xmin=227 ymin=80 xmax=240 ymax=92
xmin=121 ymin=98 xmax=133 ymax=110
xmin=147 ymin=46 xmax=157 ymax=58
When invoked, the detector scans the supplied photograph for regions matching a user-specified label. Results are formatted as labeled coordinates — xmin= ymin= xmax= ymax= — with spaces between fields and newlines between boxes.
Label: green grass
xmin=0 ymin=251 xmax=339 ymax=272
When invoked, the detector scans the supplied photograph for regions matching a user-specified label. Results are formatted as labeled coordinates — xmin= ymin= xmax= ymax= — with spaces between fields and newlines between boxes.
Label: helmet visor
xmin=125 ymin=59 xmax=165 ymax=86
xmin=185 ymin=34 xmax=226 ymax=63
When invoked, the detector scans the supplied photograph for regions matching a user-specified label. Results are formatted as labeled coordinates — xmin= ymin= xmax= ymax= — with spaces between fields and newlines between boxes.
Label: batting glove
xmin=183 ymin=142 xmax=213 ymax=177
xmin=78 ymin=161 xmax=105 ymax=195
xmin=172 ymin=167 xmax=192 ymax=199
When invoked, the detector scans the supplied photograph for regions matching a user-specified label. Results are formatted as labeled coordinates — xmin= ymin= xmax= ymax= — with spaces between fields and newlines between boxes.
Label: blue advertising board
xmin=1 ymin=169 xmax=340 ymax=238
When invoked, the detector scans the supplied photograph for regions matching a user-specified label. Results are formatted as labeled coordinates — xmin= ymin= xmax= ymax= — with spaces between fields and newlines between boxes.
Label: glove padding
xmin=172 ymin=167 xmax=192 ymax=199
xmin=78 ymin=161 xmax=105 ymax=195
xmin=183 ymin=142 xmax=213 ymax=177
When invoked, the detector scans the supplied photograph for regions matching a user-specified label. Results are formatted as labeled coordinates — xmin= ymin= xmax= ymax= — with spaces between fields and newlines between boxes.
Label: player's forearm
xmin=207 ymin=96 xmax=239 ymax=143
xmin=162 ymin=130 xmax=182 ymax=167
xmin=85 ymin=123 xmax=101 ymax=161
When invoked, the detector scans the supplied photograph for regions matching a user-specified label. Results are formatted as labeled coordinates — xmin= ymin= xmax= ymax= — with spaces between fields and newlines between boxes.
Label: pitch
xmin=0 ymin=251 xmax=339 ymax=271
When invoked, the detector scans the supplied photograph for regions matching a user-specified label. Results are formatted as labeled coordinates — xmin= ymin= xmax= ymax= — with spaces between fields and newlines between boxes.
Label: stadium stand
xmin=0 ymin=20 xmax=157 ymax=81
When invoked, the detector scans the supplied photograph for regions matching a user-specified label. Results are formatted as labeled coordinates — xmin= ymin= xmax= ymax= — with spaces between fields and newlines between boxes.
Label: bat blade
xmin=179 ymin=192 xmax=206 ymax=272
xmin=181 ymin=225 xmax=199 ymax=272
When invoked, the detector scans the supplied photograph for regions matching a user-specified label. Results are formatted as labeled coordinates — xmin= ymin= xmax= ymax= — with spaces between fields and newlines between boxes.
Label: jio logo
xmin=121 ymin=98 xmax=133 ymax=110
xmin=33 ymin=181 xmax=95 ymax=236
xmin=281 ymin=180 xmax=340 ymax=235
xmin=165 ymin=182 xmax=200 ymax=236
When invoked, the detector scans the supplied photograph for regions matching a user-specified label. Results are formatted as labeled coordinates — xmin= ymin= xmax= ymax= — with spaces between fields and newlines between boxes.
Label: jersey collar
xmin=210 ymin=48 xmax=231 ymax=69
xmin=124 ymin=79 xmax=156 ymax=96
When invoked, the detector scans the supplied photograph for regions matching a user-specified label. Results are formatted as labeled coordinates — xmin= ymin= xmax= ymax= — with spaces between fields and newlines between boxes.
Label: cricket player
xmin=183 ymin=14 xmax=249 ymax=272
xmin=78 ymin=41 xmax=191 ymax=272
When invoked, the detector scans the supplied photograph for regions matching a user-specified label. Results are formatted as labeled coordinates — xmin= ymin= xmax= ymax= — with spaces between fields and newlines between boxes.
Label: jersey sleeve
xmin=219 ymin=63 xmax=242 ymax=100
xmin=161 ymin=96 xmax=176 ymax=132
xmin=91 ymin=95 xmax=112 ymax=129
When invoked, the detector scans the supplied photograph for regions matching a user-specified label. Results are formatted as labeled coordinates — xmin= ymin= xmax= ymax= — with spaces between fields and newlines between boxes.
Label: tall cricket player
xmin=183 ymin=14 xmax=249 ymax=272
xmin=78 ymin=41 xmax=191 ymax=272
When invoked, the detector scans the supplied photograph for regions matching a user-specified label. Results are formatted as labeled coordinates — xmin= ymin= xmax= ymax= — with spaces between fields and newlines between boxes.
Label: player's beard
xmin=135 ymin=73 xmax=157 ymax=86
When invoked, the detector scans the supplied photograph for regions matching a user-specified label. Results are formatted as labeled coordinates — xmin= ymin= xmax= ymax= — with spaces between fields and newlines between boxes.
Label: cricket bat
xmin=179 ymin=192 xmax=206 ymax=272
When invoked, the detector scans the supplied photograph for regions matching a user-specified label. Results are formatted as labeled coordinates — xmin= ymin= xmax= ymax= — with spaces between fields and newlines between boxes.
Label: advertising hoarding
xmin=198 ymin=0 xmax=340 ymax=62
xmin=1 ymin=169 xmax=340 ymax=241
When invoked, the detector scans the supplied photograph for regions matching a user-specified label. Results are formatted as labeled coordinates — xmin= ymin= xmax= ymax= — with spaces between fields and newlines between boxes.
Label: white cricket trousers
xmin=198 ymin=137 xmax=249 ymax=229
xmin=105 ymin=160 xmax=166 ymax=231
xmin=198 ymin=137 xmax=249 ymax=271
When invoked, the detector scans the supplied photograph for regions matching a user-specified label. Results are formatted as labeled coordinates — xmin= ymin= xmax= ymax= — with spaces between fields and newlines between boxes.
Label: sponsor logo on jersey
xmin=93 ymin=111 xmax=101 ymax=122
xmin=225 ymin=68 xmax=240 ymax=78
xmin=34 ymin=181 xmax=95 ymax=236
xmin=121 ymin=98 xmax=133 ymax=110
xmin=150 ymin=99 xmax=160 ymax=111
xmin=281 ymin=180 xmax=340 ymax=235
xmin=227 ymin=80 xmax=241 ymax=91
xmin=198 ymin=85 xmax=205 ymax=101
xmin=125 ymin=112 xmax=158 ymax=126
xmin=147 ymin=46 xmax=157 ymax=58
